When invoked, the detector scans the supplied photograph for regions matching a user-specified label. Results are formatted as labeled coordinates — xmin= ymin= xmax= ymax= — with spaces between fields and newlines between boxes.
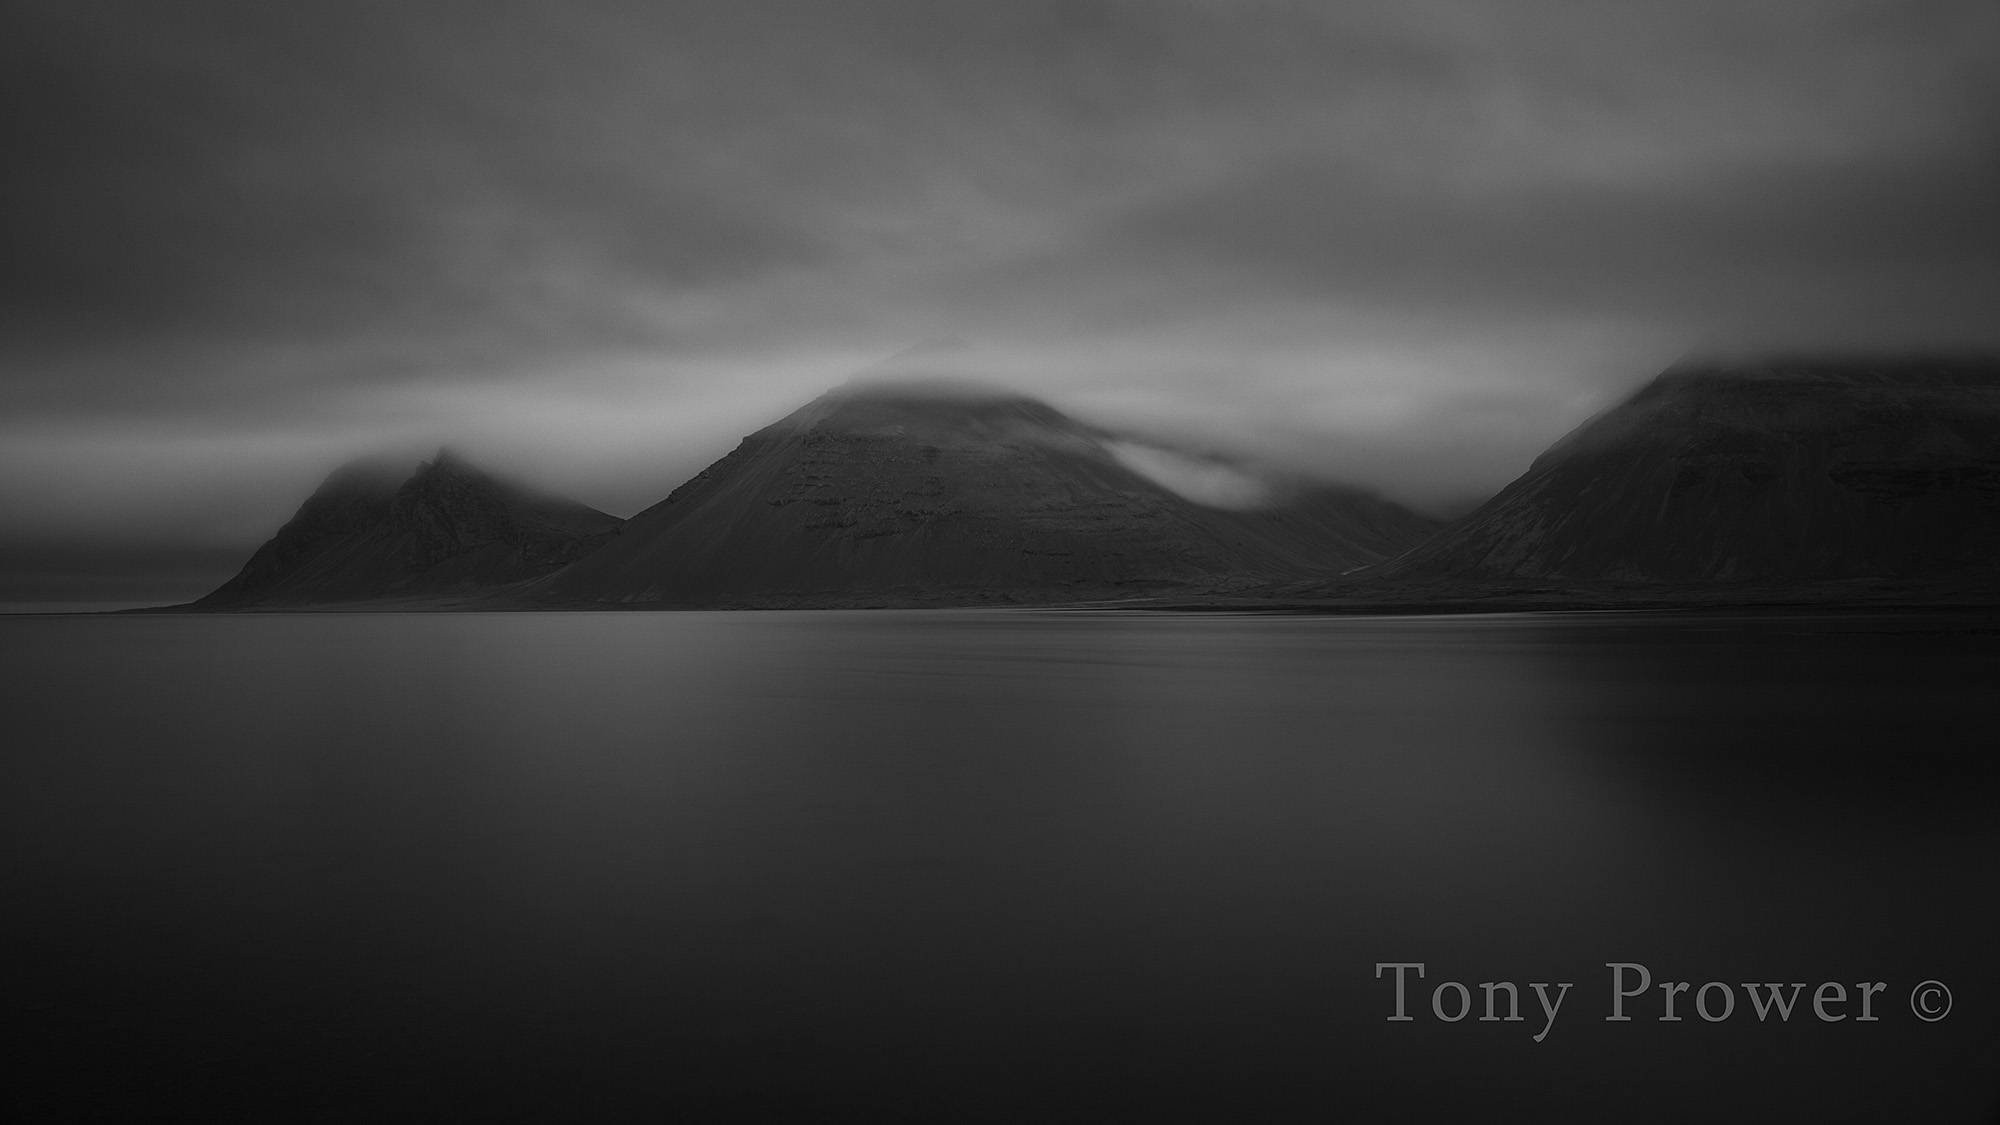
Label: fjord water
xmin=7 ymin=611 xmax=1998 ymax=1122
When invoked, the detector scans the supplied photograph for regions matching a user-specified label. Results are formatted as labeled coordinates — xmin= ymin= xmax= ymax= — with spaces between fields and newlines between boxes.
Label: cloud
xmin=1101 ymin=146 xmax=2000 ymax=340
xmin=3 ymin=0 xmax=1998 ymax=602
xmin=1103 ymin=440 xmax=1276 ymax=510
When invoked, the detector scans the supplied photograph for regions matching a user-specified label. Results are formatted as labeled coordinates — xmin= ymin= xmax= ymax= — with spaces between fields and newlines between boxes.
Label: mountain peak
xmin=1649 ymin=352 xmax=2000 ymax=391
xmin=770 ymin=376 xmax=1081 ymax=447
xmin=1390 ymin=353 xmax=2000 ymax=584
xmin=834 ymin=372 xmax=1022 ymax=399
xmin=314 ymin=453 xmax=415 ymax=496
xmin=533 ymin=381 xmax=1434 ymax=607
xmin=198 ymin=452 xmax=620 ymax=607
xmin=408 ymin=445 xmax=494 ymax=489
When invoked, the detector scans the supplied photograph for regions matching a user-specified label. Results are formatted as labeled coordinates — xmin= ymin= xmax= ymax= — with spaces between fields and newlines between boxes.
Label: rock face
xmin=534 ymin=380 xmax=1434 ymax=605
xmin=1387 ymin=355 xmax=2000 ymax=583
xmin=198 ymin=451 xmax=622 ymax=606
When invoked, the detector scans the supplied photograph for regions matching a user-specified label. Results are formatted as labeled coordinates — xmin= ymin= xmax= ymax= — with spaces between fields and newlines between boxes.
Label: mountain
xmin=196 ymin=450 xmax=622 ymax=607
xmin=1383 ymin=355 xmax=2000 ymax=586
xmin=532 ymin=379 xmax=1434 ymax=606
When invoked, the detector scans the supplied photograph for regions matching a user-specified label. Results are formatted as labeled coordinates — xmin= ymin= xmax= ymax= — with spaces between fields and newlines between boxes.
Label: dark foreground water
xmin=6 ymin=610 xmax=2000 ymax=1122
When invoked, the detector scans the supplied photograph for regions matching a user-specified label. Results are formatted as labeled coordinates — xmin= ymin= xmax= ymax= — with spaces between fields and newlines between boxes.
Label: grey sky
xmin=5 ymin=0 xmax=1998 ymax=605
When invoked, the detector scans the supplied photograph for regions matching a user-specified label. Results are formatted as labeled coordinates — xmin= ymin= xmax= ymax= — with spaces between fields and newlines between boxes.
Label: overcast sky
xmin=5 ymin=0 xmax=1998 ymax=606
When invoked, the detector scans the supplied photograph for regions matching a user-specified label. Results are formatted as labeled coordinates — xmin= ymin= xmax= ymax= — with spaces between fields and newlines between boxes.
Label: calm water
xmin=6 ymin=610 xmax=2000 ymax=1122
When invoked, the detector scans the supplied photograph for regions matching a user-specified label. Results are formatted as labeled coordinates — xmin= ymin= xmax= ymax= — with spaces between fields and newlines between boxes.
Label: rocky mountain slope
xmin=1383 ymin=355 xmax=2000 ymax=584
xmin=532 ymin=380 xmax=1434 ymax=606
xmin=196 ymin=451 xmax=622 ymax=607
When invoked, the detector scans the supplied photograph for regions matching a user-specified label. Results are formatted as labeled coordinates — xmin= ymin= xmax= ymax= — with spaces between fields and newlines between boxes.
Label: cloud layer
xmin=5 ymin=0 xmax=1998 ymax=603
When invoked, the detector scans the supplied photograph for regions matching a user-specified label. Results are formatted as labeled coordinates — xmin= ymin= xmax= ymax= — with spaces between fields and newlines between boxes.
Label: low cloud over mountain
xmin=6 ymin=2 xmax=1998 ymax=605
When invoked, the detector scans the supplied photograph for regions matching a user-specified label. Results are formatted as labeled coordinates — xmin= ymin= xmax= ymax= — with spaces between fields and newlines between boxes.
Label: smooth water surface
xmin=6 ymin=610 xmax=1999 ymax=1121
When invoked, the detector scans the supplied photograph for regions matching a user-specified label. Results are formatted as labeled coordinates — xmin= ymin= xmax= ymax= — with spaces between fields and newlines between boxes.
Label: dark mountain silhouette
xmin=532 ymin=379 xmax=1434 ymax=606
xmin=196 ymin=450 xmax=621 ymax=607
xmin=1383 ymin=355 xmax=2000 ymax=586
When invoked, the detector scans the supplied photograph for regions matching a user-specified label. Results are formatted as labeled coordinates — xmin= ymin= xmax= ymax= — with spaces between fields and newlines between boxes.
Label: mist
xmin=5 ymin=0 xmax=1998 ymax=604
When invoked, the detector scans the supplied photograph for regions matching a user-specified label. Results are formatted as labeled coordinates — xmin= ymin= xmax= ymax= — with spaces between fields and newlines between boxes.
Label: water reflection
xmin=5 ymin=611 xmax=1997 ymax=1121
